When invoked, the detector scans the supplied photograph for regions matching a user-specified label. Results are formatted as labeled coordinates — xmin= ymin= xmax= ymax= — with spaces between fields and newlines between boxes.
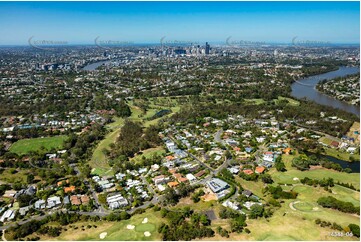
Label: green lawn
xmin=276 ymin=96 xmax=300 ymax=106
xmin=245 ymin=183 xmax=359 ymax=241
xmin=270 ymin=167 xmax=360 ymax=190
xmin=244 ymin=98 xmax=266 ymax=105
xmin=319 ymin=137 xmax=336 ymax=146
xmin=235 ymin=177 xmax=265 ymax=197
xmin=292 ymin=201 xmax=315 ymax=212
xmin=271 ymin=154 xmax=360 ymax=189
xmin=9 ymin=135 xmax=68 ymax=155
xmin=33 ymin=210 xmax=164 ymax=241
xmin=90 ymin=105 xmax=141 ymax=175
xmin=247 ymin=154 xmax=360 ymax=240
xmin=244 ymin=96 xmax=300 ymax=106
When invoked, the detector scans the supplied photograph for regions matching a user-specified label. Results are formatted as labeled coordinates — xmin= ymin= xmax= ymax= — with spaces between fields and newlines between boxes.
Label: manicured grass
xmin=194 ymin=179 xmax=359 ymax=241
xmin=270 ymin=167 xmax=360 ymax=190
xmin=89 ymin=123 xmax=123 ymax=175
xmin=244 ymin=96 xmax=300 ymax=106
xmin=293 ymin=201 xmax=315 ymax=212
xmin=270 ymin=154 xmax=360 ymax=189
xmin=250 ymin=154 xmax=360 ymax=240
xmin=35 ymin=210 xmax=164 ymax=241
xmin=276 ymin=96 xmax=300 ymax=106
xmin=244 ymin=187 xmax=359 ymax=241
xmin=319 ymin=136 xmax=336 ymax=146
xmin=235 ymin=177 xmax=265 ymax=197
xmin=330 ymin=185 xmax=360 ymax=206
xmin=244 ymin=98 xmax=265 ymax=105
xmin=9 ymin=135 xmax=68 ymax=155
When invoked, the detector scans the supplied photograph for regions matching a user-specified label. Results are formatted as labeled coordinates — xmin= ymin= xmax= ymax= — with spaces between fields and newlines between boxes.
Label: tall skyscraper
xmin=205 ymin=42 xmax=210 ymax=55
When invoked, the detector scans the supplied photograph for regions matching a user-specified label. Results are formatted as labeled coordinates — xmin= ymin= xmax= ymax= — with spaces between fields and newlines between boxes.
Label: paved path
xmin=1 ymin=229 xmax=6 ymax=241
xmin=289 ymin=201 xmax=299 ymax=211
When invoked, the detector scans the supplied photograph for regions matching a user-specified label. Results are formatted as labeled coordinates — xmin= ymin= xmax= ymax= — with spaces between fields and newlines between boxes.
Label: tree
xmin=120 ymin=211 xmax=130 ymax=220
xmin=348 ymin=224 xmax=360 ymax=238
xmin=261 ymin=174 xmax=273 ymax=184
xmin=275 ymin=159 xmax=286 ymax=172
xmin=249 ymin=204 xmax=264 ymax=219
xmin=27 ymin=174 xmax=35 ymax=184
xmin=163 ymin=188 xmax=179 ymax=206
xmin=230 ymin=215 xmax=246 ymax=233
xmin=200 ymin=214 xmax=210 ymax=226
xmin=17 ymin=194 xmax=33 ymax=207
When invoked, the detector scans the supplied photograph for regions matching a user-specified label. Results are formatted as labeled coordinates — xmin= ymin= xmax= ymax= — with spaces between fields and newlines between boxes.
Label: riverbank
xmin=315 ymin=73 xmax=360 ymax=106
xmin=291 ymin=66 xmax=360 ymax=117
xmin=82 ymin=60 xmax=110 ymax=71
xmin=314 ymin=88 xmax=359 ymax=106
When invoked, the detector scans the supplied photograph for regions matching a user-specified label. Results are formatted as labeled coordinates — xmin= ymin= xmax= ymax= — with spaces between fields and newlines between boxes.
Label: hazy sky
xmin=0 ymin=1 xmax=359 ymax=45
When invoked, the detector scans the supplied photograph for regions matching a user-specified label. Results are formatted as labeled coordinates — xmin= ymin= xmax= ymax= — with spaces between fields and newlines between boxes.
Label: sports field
xmin=9 ymin=135 xmax=68 ymax=155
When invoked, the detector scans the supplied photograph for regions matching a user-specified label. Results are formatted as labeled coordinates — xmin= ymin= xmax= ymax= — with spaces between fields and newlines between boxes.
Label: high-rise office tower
xmin=205 ymin=42 xmax=210 ymax=55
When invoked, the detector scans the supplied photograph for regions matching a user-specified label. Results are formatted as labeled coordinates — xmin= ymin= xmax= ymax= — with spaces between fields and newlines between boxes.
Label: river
xmin=82 ymin=60 xmax=109 ymax=71
xmin=83 ymin=61 xmax=359 ymax=171
xmin=291 ymin=66 xmax=360 ymax=117
xmin=325 ymin=155 xmax=360 ymax=173
xmin=306 ymin=152 xmax=360 ymax=173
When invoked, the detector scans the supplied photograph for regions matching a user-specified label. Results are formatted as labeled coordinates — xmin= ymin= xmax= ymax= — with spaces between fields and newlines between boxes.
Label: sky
xmin=0 ymin=1 xmax=359 ymax=45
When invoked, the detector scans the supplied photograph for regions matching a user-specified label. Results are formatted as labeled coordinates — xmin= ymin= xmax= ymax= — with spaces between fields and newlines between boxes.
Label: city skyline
xmin=0 ymin=1 xmax=359 ymax=45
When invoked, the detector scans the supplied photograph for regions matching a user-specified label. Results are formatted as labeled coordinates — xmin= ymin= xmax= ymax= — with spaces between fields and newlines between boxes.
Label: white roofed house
xmin=138 ymin=167 xmax=148 ymax=174
xmin=228 ymin=166 xmax=240 ymax=174
xmin=186 ymin=173 xmax=196 ymax=182
xmin=47 ymin=196 xmax=62 ymax=209
xmin=115 ymin=173 xmax=126 ymax=180
xmin=243 ymin=201 xmax=263 ymax=210
xmin=0 ymin=209 xmax=16 ymax=222
xmin=35 ymin=199 xmax=46 ymax=209
xmin=157 ymin=184 xmax=166 ymax=192
xmin=98 ymin=180 xmax=114 ymax=190
xmin=151 ymin=164 xmax=160 ymax=171
xmin=256 ymin=137 xmax=266 ymax=143
xmin=153 ymin=175 xmax=167 ymax=185
xmin=19 ymin=206 xmax=31 ymax=216
xmin=222 ymin=200 xmax=244 ymax=213
xmin=346 ymin=147 xmax=357 ymax=154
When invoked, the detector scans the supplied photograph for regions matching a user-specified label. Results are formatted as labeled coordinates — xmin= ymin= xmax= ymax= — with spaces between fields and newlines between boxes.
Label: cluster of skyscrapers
xmin=162 ymin=42 xmax=211 ymax=56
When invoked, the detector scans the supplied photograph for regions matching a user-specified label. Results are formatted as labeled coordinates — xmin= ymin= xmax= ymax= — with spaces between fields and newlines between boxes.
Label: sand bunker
xmin=144 ymin=231 xmax=151 ymax=237
xmin=293 ymin=177 xmax=299 ymax=181
xmin=126 ymin=225 xmax=135 ymax=230
xmin=313 ymin=207 xmax=319 ymax=211
xmin=142 ymin=217 xmax=148 ymax=224
xmin=99 ymin=232 xmax=107 ymax=239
